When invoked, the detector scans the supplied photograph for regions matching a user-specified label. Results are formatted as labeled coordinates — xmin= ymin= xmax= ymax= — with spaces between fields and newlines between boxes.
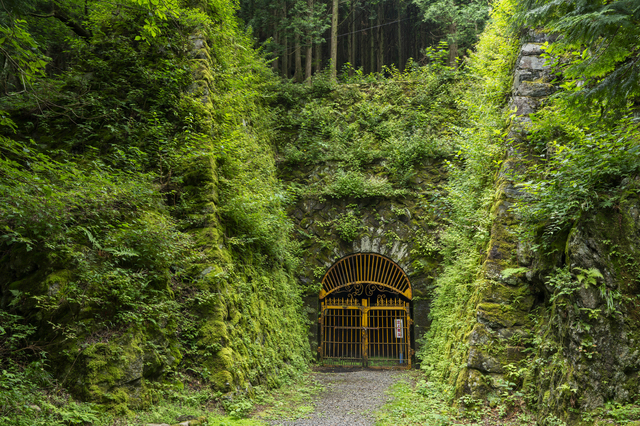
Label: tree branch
xmin=29 ymin=7 xmax=92 ymax=40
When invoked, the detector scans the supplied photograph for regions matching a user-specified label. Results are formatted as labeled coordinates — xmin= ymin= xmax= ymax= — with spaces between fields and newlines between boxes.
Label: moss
xmin=189 ymin=228 xmax=231 ymax=267
xmin=484 ymin=281 xmax=534 ymax=310
xmin=62 ymin=332 xmax=144 ymax=403
xmin=455 ymin=367 xmax=491 ymax=399
xmin=476 ymin=303 xmax=530 ymax=328
xmin=104 ymin=388 xmax=133 ymax=416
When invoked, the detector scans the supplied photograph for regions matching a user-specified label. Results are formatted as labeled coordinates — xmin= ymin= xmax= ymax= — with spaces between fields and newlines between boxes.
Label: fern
xmin=516 ymin=0 xmax=640 ymax=111
xmin=501 ymin=267 xmax=529 ymax=278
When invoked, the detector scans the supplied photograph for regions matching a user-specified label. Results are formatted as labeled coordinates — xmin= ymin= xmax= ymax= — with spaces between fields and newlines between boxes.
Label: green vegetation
xmin=1 ymin=0 xmax=310 ymax=423
xmin=416 ymin=0 xmax=519 ymax=384
xmin=1 ymin=0 xmax=640 ymax=423
xmin=514 ymin=95 xmax=640 ymax=249
xmin=253 ymin=373 xmax=324 ymax=422
xmin=376 ymin=374 xmax=536 ymax=425
xmin=273 ymin=55 xmax=460 ymax=199
xmin=412 ymin=0 xmax=640 ymax=421
xmin=517 ymin=0 xmax=640 ymax=110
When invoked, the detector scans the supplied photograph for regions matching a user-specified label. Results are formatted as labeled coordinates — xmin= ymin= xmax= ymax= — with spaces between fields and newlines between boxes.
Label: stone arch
xmin=319 ymin=253 xmax=412 ymax=300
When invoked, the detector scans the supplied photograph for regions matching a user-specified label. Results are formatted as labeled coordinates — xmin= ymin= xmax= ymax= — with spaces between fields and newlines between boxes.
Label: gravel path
xmin=270 ymin=368 xmax=404 ymax=426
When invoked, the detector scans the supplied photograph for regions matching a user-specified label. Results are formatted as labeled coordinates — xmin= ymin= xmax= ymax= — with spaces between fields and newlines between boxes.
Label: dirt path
xmin=269 ymin=368 xmax=404 ymax=426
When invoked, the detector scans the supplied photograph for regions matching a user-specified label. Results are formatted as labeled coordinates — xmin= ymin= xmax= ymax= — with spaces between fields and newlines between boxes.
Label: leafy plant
xmin=416 ymin=0 xmax=519 ymax=386
xmin=322 ymin=170 xmax=407 ymax=199
xmin=514 ymin=109 xmax=640 ymax=247
xmin=516 ymin=0 xmax=640 ymax=111
xmin=334 ymin=210 xmax=363 ymax=242
xmin=501 ymin=267 xmax=529 ymax=279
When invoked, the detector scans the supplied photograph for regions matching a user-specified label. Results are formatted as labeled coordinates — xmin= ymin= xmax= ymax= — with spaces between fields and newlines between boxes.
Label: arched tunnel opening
xmin=317 ymin=253 xmax=414 ymax=369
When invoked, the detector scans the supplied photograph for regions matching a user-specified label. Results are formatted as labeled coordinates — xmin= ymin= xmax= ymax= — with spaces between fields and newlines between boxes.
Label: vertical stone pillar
xmin=459 ymin=31 xmax=557 ymax=398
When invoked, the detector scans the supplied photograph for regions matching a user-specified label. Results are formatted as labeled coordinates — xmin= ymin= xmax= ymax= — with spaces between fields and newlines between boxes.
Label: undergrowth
xmin=376 ymin=373 xmax=536 ymax=426
xmin=1 ymin=0 xmax=310 ymax=418
xmin=416 ymin=0 xmax=519 ymax=385
xmin=253 ymin=373 xmax=325 ymax=422
xmin=272 ymin=48 xmax=461 ymax=200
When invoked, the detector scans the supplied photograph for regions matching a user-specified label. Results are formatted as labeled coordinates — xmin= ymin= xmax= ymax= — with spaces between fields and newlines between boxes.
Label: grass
xmin=10 ymin=368 xmax=545 ymax=425
xmin=2 ymin=370 xmax=319 ymax=426
xmin=252 ymin=373 xmax=325 ymax=423
xmin=375 ymin=371 xmax=537 ymax=426
xmin=201 ymin=416 xmax=265 ymax=426
xmin=7 ymin=386 xmax=268 ymax=426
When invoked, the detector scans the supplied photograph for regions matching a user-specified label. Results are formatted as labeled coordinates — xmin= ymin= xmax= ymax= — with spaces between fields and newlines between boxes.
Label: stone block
xmin=523 ymin=29 xmax=557 ymax=43
xmin=469 ymin=323 xmax=491 ymax=346
xmin=477 ymin=303 xmax=528 ymax=328
xmin=468 ymin=347 xmax=504 ymax=373
xmin=513 ymin=69 xmax=553 ymax=97
xmin=484 ymin=260 xmax=502 ymax=281
xmin=505 ymin=345 xmax=526 ymax=363
xmin=510 ymin=96 xmax=540 ymax=116
xmin=519 ymin=55 xmax=550 ymax=70
xmin=515 ymin=81 xmax=555 ymax=97
xmin=520 ymin=43 xmax=545 ymax=56
xmin=456 ymin=367 xmax=491 ymax=399
xmin=503 ymin=183 xmax=525 ymax=199
xmin=576 ymin=286 xmax=600 ymax=309
xmin=514 ymin=69 xmax=543 ymax=85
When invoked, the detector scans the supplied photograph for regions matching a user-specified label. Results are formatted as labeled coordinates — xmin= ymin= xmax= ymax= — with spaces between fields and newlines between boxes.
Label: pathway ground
xmin=268 ymin=368 xmax=403 ymax=426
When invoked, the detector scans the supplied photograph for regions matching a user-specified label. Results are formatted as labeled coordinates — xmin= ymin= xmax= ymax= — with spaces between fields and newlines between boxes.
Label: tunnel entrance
xmin=318 ymin=253 xmax=413 ymax=369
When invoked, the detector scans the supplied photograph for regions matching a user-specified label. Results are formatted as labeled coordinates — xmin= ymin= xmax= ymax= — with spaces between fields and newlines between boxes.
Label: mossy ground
xmin=376 ymin=371 xmax=537 ymax=426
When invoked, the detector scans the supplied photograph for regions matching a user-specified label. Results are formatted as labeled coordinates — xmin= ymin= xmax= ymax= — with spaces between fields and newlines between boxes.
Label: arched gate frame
xmin=318 ymin=253 xmax=413 ymax=369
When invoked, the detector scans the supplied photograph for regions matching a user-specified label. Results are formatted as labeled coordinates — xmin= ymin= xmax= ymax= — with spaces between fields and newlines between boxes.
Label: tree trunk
xmin=448 ymin=23 xmax=458 ymax=66
xmin=305 ymin=42 xmax=313 ymax=82
xmin=283 ymin=38 xmax=289 ymax=78
xmin=282 ymin=3 xmax=289 ymax=78
xmin=348 ymin=0 xmax=354 ymax=75
xmin=315 ymin=42 xmax=322 ymax=73
xmin=306 ymin=0 xmax=313 ymax=82
xmin=397 ymin=0 xmax=402 ymax=71
xmin=330 ymin=0 xmax=338 ymax=80
xmin=377 ymin=4 xmax=383 ymax=73
xmin=361 ymin=11 xmax=366 ymax=73
xmin=272 ymin=8 xmax=279 ymax=72
xmin=370 ymin=13 xmax=374 ymax=74
xmin=295 ymin=29 xmax=302 ymax=82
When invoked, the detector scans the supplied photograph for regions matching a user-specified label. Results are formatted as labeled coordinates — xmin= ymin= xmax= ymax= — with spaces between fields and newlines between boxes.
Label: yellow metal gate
xmin=319 ymin=297 xmax=412 ymax=368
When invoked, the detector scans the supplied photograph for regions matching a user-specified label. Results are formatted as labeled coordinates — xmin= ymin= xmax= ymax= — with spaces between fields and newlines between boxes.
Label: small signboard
xmin=395 ymin=319 xmax=403 ymax=338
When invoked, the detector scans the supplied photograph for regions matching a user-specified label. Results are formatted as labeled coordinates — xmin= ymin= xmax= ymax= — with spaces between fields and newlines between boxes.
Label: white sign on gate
xmin=395 ymin=319 xmax=403 ymax=338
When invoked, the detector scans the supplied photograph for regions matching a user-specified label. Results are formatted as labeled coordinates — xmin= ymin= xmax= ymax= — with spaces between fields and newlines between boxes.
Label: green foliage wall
xmin=0 ymin=0 xmax=310 ymax=420
xmin=416 ymin=0 xmax=519 ymax=387
xmin=415 ymin=0 xmax=640 ymax=422
xmin=270 ymin=58 xmax=462 ymax=357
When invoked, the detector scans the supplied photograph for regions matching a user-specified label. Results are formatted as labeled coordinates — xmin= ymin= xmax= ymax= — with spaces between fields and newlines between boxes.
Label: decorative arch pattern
xmin=319 ymin=253 xmax=412 ymax=300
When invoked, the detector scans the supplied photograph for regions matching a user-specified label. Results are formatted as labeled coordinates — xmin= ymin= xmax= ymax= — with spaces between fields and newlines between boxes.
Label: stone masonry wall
xmin=282 ymin=160 xmax=448 ymax=359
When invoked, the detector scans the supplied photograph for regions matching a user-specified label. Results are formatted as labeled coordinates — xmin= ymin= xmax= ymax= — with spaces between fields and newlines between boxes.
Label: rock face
xmin=0 ymin=19 xmax=311 ymax=409
xmin=457 ymin=32 xmax=558 ymax=401
xmin=531 ymin=195 xmax=640 ymax=421
xmin=460 ymin=30 xmax=640 ymax=424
